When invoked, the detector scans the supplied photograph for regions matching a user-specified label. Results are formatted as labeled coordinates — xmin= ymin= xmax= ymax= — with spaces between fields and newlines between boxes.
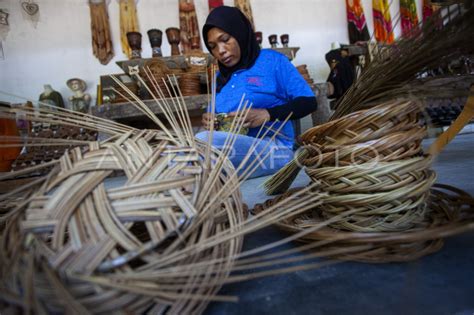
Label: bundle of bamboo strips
xmin=0 ymin=128 xmax=247 ymax=313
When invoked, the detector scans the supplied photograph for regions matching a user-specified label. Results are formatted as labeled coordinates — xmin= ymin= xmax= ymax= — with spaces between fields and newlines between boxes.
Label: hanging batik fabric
xmin=400 ymin=0 xmax=419 ymax=37
xmin=346 ymin=0 xmax=370 ymax=44
xmin=89 ymin=0 xmax=114 ymax=65
xmin=234 ymin=0 xmax=255 ymax=30
xmin=372 ymin=0 xmax=394 ymax=43
xmin=119 ymin=0 xmax=139 ymax=59
xmin=179 ymin=0 xmax=202 ymax=54
xmin=209 ymin=0 xmax=223 ymax=12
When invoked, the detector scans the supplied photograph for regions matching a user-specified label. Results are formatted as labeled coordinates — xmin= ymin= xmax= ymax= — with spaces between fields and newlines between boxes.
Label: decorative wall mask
xmin=21 ymin=1 xmax=39 ymax=15
xmin=20 ymin=0 xmax=40 ymax=28
xmin=0 ymin=9 xmax=8 ymax=25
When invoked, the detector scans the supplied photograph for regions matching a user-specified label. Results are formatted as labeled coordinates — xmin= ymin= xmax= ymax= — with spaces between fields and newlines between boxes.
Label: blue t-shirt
xmin=213 ymin=49 xmax=315 ymax=148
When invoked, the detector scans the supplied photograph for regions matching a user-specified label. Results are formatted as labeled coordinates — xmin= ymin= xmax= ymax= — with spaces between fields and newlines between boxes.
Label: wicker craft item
xmin=0 ymin=130 xmax=246 ymax=313
xmin=254 ymin=184 xmax=474 ymax=262
xmin=299 ymin=100 xmax=432 ymax=233
xmin=178 ymin=72 xmax=202 ymax=96
xmin=255 ymin=99 xmax=474 ymax=261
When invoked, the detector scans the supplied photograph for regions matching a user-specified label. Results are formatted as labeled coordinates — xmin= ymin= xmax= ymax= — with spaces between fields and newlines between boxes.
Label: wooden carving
xmin=89 ymin=0 xmax=114 ymax=65
xmin=179 ymin=0 xmax=202 ymax=54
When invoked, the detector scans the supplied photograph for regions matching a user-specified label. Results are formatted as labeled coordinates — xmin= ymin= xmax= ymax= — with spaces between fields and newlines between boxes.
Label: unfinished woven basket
xmin=0 ymin=130 xmax=246 ymax=314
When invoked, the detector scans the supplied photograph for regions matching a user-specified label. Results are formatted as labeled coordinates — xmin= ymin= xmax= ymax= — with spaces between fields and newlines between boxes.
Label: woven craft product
xmin=298 ymin=100 xmax=432 ymax=233
xmin=254 ymin=184 xmax=474 ymax=263
xmin=0 ymin=130 xmax=246 ymax=313
xmin=254 ymin=99 xmax=474 ymax=261
xmin=178 ymin=72 xmax=202 ymax=96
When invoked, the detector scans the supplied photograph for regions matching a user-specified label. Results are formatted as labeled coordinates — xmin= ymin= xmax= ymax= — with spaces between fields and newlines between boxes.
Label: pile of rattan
xmin=0 ymin=130 xmax=246 ymax=313
xmin=256 ymin=100 xmax=474 ymax=262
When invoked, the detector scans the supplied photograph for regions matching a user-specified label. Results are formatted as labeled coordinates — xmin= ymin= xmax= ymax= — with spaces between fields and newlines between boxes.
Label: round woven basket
xmin=178 ymin=72 xmax=202 ymax=96
xmin=300 ymin=100 xmax=432 ymax=233
xmin=0 ymin=130 xmax=246 ymax=313
xmin=253 ymin=184 xmax=474 ymax=263
xmin=255 ymin=99 xmax=474 ymax=261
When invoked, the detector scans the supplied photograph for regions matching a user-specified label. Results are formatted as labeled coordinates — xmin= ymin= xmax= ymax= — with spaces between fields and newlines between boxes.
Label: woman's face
xmin=207 ymin=27 xmax=241 ymax=67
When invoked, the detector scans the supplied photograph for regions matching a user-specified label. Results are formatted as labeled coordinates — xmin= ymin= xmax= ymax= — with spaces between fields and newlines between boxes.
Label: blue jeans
xmin=195 ymin=131 xmax=294 ymax=179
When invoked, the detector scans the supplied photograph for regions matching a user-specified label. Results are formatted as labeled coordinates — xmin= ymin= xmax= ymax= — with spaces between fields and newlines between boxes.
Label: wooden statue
xmin=179 ymin=0 xmax=202 ymax=54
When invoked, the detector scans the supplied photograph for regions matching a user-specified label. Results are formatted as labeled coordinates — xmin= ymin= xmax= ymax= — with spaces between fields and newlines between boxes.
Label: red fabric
xmin=400 ymin=0 xmax=419 ymax=37
xmin=209 ymin=0 xmax=223 ymax=11
xmin=422 ymin=0 xmax=433 ymax=22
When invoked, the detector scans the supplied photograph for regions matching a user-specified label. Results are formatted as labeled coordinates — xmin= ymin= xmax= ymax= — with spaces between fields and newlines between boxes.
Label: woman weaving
xmin=196 ymin=6 xmax=317 ymax=178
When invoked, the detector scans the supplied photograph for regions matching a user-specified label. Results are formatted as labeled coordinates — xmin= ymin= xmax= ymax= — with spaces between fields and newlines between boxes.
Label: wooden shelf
xmin=91 ymin=94 xmax=209 ymax=122
xmin=116 ymin=54 xmax=212 ymax=75
xmin=115 ymin=47 xmax=301 ymax=75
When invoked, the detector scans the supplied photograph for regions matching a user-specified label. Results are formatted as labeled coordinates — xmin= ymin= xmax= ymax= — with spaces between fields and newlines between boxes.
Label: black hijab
xmin=202 ymin=6 xmax=260 ymax=91
xmin=325 ymin=49 xmax=355 ymax=99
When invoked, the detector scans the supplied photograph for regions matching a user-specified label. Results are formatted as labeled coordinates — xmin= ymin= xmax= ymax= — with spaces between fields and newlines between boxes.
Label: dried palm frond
xmin=265 ymin=3 xmax=474 ymax=195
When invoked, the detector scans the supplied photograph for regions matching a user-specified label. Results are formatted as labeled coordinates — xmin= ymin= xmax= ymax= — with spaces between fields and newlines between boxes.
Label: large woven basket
xmin=0 ymin=130 xmax=246 ymax=313
xmin=254 ymin=100 xmax=474 ymax=262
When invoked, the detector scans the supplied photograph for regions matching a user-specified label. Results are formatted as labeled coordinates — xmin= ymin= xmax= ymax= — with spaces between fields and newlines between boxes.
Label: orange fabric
xmin=400 ymin=0 xmax=419 ymax=37
xmin=372 ymin=0 xmax=394 ymax=43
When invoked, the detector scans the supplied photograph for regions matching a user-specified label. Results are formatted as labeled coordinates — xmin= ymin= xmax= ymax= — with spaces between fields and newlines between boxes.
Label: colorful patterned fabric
xmin=422 ymin=0 xmax=434 ymax=22
xmin=372 ymin=0 xmax=394 ymax=43
xmin=400 ymin=0 xmax=419 ymax=37
xmin=346 ymin=0 xmax=370 ymax=43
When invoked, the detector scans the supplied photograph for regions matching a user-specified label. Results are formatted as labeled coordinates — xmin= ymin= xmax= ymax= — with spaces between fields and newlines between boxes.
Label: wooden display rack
xmin=92 ymin=47 xmax=302 ymax=128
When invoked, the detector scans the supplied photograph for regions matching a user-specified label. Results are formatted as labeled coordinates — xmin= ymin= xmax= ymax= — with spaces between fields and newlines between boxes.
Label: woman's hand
xmin=202 ymin=112 xmax=216 ymax=130
xmin=228 ymin=109 xmax=270 ymax=128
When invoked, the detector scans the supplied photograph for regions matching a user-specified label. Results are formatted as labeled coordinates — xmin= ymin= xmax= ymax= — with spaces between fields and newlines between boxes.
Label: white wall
xmin=0 ymin=0 xmax=422 ymax=107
